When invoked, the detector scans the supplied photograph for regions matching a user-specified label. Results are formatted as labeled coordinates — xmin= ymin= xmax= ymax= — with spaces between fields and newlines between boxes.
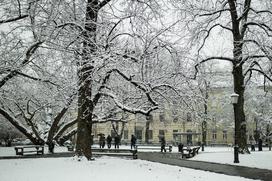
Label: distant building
xmin=91 ymin=83 xmax=271 ymax=146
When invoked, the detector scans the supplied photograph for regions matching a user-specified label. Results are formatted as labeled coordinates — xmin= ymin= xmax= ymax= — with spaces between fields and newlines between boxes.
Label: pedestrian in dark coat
xmin=178 ymin=143 xmax=184 ymax=153
xmin=160 ymin=136 xmax=166 ymax=152
xmin=131 ymin=135 xmax=137 ymax=149
xmin=258 ymin=138 xmax=263 ymax=151
xmin=99 ymin=134 xmax=106 ymax=148
xmin=114 ymin=135 xmax=120 ymax=149
xmin=106 ymin=135 xmax=112 ymax=149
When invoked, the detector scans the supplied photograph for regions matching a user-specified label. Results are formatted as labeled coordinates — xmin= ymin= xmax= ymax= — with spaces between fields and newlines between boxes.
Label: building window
xmin=123 ymin=130 xmax=128 ymax=139
xmin=136 ymin=129 xmax=142 ymax=140
xmin=186 ymin=130 xmax=192 ymax=145
xmin=212 ymin=130 xmax=217 ymax=140
xmin=159 ymin=114 xmax=165 ymax=122
xmin=148 ymin=130 xmax=153 ymax=140
xmin=187 ymin=112 xmax=192 ymax=122
xmin=159 ymin=130 xmax=165 ymax=137
xmin=223 ymin=130 xmax=227 ymax=140
xmin=173 ymin=130 xmax=178 ymax=141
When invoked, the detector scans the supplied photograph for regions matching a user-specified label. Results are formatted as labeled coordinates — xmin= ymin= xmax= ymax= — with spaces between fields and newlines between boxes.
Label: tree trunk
xmin=202 ymin=91 xmax=208 ymax=147
xmin=228 ymin=0 xmax=249 ymax=153
xmin=232 ymin=65 xmax=249 ymax=153
xmin=75 ymin=0 xmax=99 ymax=160
xmin=202 ymin=121 xmax=207 ymax=145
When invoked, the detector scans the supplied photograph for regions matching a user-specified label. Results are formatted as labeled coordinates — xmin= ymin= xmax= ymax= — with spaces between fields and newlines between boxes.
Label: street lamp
xmin=231 ymin=93 xmax=239 ymax=163
xmin=231 ymin=93 xmax=239 ymax=104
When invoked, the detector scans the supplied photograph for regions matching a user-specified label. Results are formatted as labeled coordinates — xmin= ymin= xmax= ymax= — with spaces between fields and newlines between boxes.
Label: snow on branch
xmin=57 ymin=128 xmax=77 ymax=145
xmin=54 ymin=119 xmax=77 ymax=141
xmin=0 ymin=107 xmax=43 ymax=144
xmin=16 ymin=71 xmax=58 ymax=86
xmin=151 ymin=84 xmax=194 ymax=111
xmin=244 ymin=22 xmax=272 ymax=37
xmin=56 ymin=22 xmax=84 ymax=31
xmin=100 ymin=92 xmax=158 ymax=116
xmin=111 ymin=69 xmax=158 ymax=106
xmin=194 ymin=56 xmax=234 ymax=79
xmin=237 ymin=0 xmax=251 ymax=22
xmin=198 ymin=8 xmax=230 ymax=17
xmin=0 ymin=15 xmax=28 ymax=24
xmin=48 ymin=93 xmax=77 ymax=141
xmin=98 ymin=0 xmax=112 ymax=9
xmin=0 ymin=41 xmax=43 ymax=88
xmin=249 ymin=8 xmax=272 ymax=16
xmin=243 ymin=39 xmax=272 ymax=62
xmin=241 ymin=55 xmax=269 ymax=66
xmin=247 ymin=68 xmax=272 ymax=82
xmin=92 ymin=117 xmax=127 ymax=124
xmin=197 ymin=23 xmax=232 ymax=55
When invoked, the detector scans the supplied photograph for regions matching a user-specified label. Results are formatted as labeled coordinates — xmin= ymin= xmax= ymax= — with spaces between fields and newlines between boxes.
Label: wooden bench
xmin=67 ymin=145 xmax=75 ymax=151
xmin=136 ymin=145 xmax=173 ymax=152
xmin=14 ymin=145 xmax=44 ymax=156
xmin=91 ymin=148 xmax=138 ymax=159
xmin=181 ymin=146 xmax=200 ymax=158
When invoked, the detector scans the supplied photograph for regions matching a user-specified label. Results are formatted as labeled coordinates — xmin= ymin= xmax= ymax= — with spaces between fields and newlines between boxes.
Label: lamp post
xmin=231 ymin=93 xmax=239 ymax=163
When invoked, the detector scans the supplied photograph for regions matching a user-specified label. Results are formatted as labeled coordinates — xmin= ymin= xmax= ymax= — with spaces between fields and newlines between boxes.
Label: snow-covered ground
xmin=136 ymin=145 xmax=272 ymax=170
xmin=0 ymin=145 xmax=270 ymax=181
xmin=189 ymin=146 xmax=272 ymax=170
xmin=0 ymin=156 xmax=258 ymax=181
xmin=0 ymin=146 xmax=67 ymax=157
xmin=0 ymin=145 xmax=271 ymax=170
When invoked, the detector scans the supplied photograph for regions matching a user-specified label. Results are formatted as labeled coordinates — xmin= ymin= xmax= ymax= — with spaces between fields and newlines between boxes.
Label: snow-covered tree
xmin=171 ymin=0 xmax=272 ymax=153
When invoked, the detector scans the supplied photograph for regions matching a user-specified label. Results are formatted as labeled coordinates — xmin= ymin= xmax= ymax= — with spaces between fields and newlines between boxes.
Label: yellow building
xmin=92 ymin=85 xmax=271 ymax=146
xmin=93 ymin=109 xmax=235 ymax=146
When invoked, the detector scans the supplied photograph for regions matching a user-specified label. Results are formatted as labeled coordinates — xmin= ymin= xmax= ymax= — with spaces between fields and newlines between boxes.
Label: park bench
xmin=91 ymin=148 xmax=138 ymax=159
xmin=181 ymin=146 xmax=200 ymax=158
xmin=14 ymin=145 xmax=44 ymax=156
xmin=136 ymin=145 xmax=173 ymax=152
xmin=67 ymin=145 xmax=75 ymax=151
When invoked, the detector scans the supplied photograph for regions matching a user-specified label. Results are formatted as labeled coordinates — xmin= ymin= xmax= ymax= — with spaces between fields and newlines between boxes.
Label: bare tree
xmin=172 ymin=0 xmax=272 ymax=153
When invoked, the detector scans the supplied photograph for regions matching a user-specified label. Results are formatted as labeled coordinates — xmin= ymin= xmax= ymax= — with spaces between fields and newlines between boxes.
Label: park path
xmin=1 ymin=151 xmax=271 ymax=181
xmin=138 ymin=152 xmax=272 ymax=181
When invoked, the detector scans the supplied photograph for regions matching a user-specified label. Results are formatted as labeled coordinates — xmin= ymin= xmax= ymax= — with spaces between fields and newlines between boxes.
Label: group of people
xmin=99 ymin=134 xmax=121 ymax=149
xmin=99 ymin=134 xmax=173 ymax=152
xmin=99 ymin=134 xmax=137 ymax=149
xmin=249 ymin=136 xmax=265 ymax=151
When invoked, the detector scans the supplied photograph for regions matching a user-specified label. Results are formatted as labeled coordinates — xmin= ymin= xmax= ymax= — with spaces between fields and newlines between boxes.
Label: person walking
xmin=258 ymin=138 xmax=263 ymax=151
xmin=106 ymin=135 xmax=112 ymax=149
xmin=160 ymin=136 xmax=166 ymax=152
xmin=249 ymin=136 xmax=256 ymax=151
xmin=178 ymin=143 xmax=184 ymax=153
xmin=114 ymin=135 xmax=120 ymax=149
xmin=131 ymin=134 xmax=137 ymax=150
xmin=99 ymin=134 xmax=106 ymax=148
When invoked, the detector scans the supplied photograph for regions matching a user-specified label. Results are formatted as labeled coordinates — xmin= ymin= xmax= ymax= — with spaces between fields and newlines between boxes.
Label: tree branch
xmin=199 ymin=9 xmax=230 ymax=17
xmin=100 ymin=92 xmax=158 ymax=116
xmin=54 ymin=119 xmax=78 ymax=141
xmin=0 ymin=15 xmax=28 ymax=24
xmin=0 ymin=107 xmax=44 ymax=145
xmin=98 ymin=0 xmax=111 ymax=9
xmin=0 ymin=41 xmax=43 ymax=88
xmin=47 ymin=93 xmax=76 ymax=141
xmin=194 ymin=56 xmax=234 ymax=79
xmin=16 ymin=71 xmax=58 ymax=86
